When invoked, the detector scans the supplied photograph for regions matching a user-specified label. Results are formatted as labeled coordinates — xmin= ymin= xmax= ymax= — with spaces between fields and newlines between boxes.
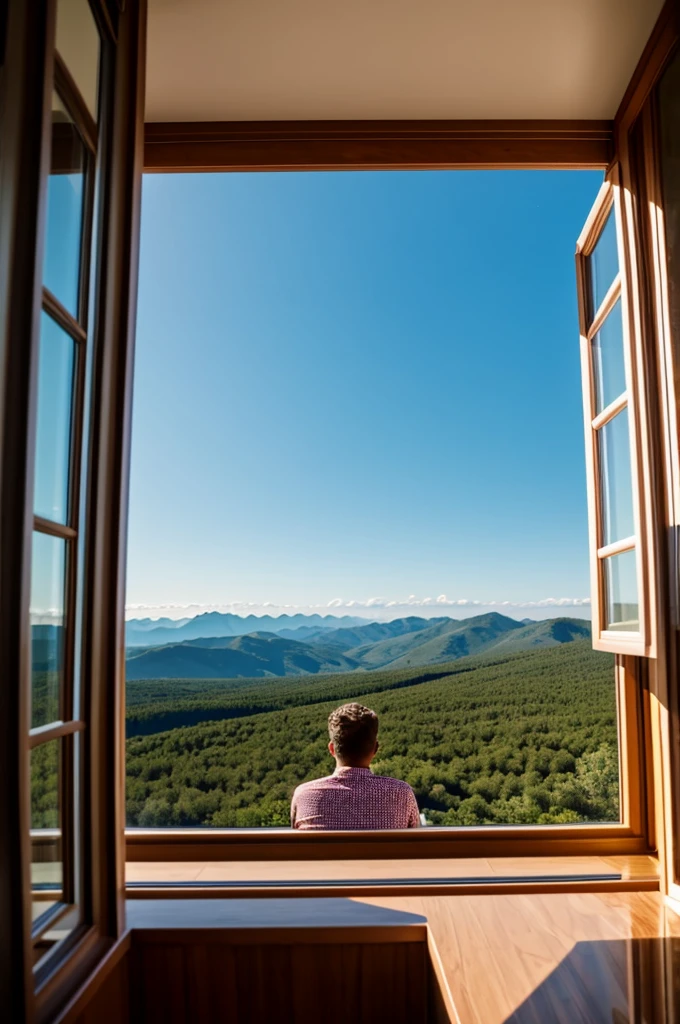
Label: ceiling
xmin=146 ymin=0 xmax=663 ymax=123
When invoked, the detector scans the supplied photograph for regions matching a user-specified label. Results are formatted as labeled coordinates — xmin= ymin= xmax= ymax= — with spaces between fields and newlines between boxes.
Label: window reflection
xmin=34 ymin=312 xmax=75 ymax=525
xmin=591 ymin=299 xmax=626 ymax=414
xmin=598 ymin=407 xmax=635 ymax=546
xmin=43 ymin=94 xmax=85 ymax=317
xmin=604 ymin=548 xmax=639 ymax=631
xmin=30 ymin=532 xmax=66 ymax=728
xmin=31 ymin=739 xmax=63 ymax=929
xmin=587 ymin=207 xmax=619 ymax=321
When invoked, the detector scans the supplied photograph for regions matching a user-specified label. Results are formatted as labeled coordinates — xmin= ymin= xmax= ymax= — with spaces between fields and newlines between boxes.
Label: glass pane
xmin=587 ymin=206 xmax=619 ymax=321
xmin=31 ymin=740 xmax=63 ymax=928
xmin=598 ymin=407 xmax=635 ymax=546
xmin=56 ymin=0 xmax=100 ymax=120
xmin=604 ymin=548 xmax=639 ymax=631
xmin=30 ymin=533 xmax=66 ymax=728
xmin=43 ymin=94 xmax=86 ymax=317
xmin=34 ymin=313 xmax=75 ymax=525
xmin=591 ymin=299 xmax=626 ymax=414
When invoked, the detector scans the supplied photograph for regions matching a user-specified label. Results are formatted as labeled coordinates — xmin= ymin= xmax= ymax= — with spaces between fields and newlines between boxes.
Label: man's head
xmin=328 ymin=703 xmax=379 ymax=767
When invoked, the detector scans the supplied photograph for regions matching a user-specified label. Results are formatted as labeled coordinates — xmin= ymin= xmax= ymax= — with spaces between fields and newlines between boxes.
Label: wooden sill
xmin=125 ymin=823 xmax=651 ymax=862
xmin=126 ymin=853 xmax=660 ymax=899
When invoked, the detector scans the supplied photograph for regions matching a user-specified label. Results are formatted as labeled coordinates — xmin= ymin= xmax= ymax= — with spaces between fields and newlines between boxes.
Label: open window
xmin=576 ymin=173 xmax=655 ymax=657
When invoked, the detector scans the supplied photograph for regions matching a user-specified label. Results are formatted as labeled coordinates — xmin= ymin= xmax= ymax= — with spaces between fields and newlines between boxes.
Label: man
xmin=290 ymin=702 xmax=421 ymax=830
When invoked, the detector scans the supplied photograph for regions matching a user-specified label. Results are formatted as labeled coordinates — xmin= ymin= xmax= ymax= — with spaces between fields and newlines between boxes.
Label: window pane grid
xmin=29 ymin=0 xmax=105 ymax=976
xmin=577 ymin=180 xmax=646 ymax=649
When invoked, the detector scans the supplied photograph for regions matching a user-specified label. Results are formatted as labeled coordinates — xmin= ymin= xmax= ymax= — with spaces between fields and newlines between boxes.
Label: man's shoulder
xmin=293 ymin=774 xmax=335 ymax=795
xmin=372 ymin=774 xmax=416 ymax=794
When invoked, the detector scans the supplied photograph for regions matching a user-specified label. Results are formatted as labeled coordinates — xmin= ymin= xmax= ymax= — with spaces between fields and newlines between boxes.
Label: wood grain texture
xmin=65 ymin=954 xmax=130 ymax=1024
xmin=125 ymin=824 xmax=650 ymax=862
xmin=363 ymin=890 xmax=680 ymax=1024
xmin=126 ymin=853 xmax=660 ymax=888
xmin=144 ymin=119 xmax=612 ymax=173
xmin=57 ymin=890 xmax=680 ymax=1023
xmin=55 ymin=934 xmax=131 ymax=1024
xmin=130 ymin=938 xmax=428 ymax=1024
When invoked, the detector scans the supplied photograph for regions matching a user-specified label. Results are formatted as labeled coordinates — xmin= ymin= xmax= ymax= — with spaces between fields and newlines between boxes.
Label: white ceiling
xmin=146 ymin=0 xmax=663 ymax=123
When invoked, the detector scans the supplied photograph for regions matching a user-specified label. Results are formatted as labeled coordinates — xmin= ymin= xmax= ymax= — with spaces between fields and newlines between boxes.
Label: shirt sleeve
xmin=407 ymin=786 xmax=421 ymax=828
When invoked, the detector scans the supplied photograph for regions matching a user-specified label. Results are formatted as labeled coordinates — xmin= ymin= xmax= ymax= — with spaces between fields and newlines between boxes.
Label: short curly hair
xmin=328 ymin=703 xmax=379 ymax=761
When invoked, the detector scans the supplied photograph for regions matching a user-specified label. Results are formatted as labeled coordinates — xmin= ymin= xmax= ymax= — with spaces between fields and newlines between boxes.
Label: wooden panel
xmin=56 ymin=935 xmax=131 ymax=1024
xmin=130 ymin=939 xmax=428 ymax=1024
xmin=68 ymin=954 xmax=130 ymax=1024
xmin=125 ymin=895 xmax=428 ymax=941
xmin=125 ymin=824 xmax=651 ymax=863
xmin=144 ymin=119 xmax=612 ymax=173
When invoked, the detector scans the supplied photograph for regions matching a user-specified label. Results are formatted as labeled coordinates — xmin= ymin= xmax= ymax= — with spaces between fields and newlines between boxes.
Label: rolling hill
xmin=484 ymin=617 xmax=592 ymax=654
xmin=125 ymin=633 xmax=360 ymax=681
xmin=348 ymin=613 xmax=525 ymax=669
xmin=289 ymin=616 xmax=446 ymax=650
xmin=125 ymin=612 xmax=591 ymax=680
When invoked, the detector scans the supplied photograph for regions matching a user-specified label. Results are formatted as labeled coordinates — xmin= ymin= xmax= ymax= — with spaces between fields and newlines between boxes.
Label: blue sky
xmin=126 ymin=170 xmax=602 ymax=622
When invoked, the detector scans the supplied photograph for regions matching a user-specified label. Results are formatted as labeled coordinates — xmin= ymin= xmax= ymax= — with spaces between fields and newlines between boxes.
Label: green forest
xmin=124 ymin=640 xmax=619 ymax=829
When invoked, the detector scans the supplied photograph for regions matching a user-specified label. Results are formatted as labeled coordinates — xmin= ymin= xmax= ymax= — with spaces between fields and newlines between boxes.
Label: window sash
xmin=576 ymin=175 xmax=654 ymax=657
xmin=29 ymin=0 xmax=103 ymax=982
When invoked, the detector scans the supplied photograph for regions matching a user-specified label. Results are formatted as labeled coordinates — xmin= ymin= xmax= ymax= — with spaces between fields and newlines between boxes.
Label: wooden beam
xmin=144 ymin=119 xmax=613 ymax=173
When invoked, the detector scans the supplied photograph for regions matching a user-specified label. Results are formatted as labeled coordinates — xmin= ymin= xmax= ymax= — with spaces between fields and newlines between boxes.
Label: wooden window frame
xmin=124 ymin=121 xmax=658 ymax=867
xmin=125 ymin=652 xmax=650 ymax=865
xmin=624 ymin=41 xmax=680 ymax=908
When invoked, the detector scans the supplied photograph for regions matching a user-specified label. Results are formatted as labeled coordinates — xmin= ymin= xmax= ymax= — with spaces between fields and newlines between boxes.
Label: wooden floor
xmin=126 ymin=888 xmax=680 ymax=1024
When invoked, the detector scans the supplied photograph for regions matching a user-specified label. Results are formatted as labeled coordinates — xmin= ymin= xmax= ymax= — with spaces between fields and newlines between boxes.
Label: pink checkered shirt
xmin=291 ymin=766 xmax=421 ymax=830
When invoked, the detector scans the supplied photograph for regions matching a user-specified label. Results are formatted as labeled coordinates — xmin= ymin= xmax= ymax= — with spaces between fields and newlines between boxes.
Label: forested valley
xmin=124 ymin=640 xmax=618 ymax=828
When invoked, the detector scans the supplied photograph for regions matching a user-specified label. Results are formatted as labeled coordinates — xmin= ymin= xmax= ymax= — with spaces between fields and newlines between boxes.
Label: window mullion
xmin=588 ymin=274 xmax=622 ymax=340
xmin=592 ymin=392 xmax=628 ymax=430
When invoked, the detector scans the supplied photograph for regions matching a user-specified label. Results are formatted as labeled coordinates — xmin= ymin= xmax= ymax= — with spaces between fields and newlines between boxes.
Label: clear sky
xmin=126 ymin=170 xmax=603 ymax=622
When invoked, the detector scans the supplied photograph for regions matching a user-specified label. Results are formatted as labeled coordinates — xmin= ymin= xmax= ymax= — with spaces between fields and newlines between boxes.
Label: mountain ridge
xmin=125 ymin=613 xmax=592 ymax=681
xmin=125 ymin=611 xmax=370 ymax=648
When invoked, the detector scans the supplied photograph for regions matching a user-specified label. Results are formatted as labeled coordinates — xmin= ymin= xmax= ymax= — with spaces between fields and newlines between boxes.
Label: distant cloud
xmin=125 ymin=594 xmax=591 ymax=621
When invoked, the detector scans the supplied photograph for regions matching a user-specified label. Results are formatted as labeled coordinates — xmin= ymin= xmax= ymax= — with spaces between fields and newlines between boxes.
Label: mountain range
xmin=125 ymin=611 xmax=369 ymax=648
xmin=124 ymin=612 xmax=591 ymax=681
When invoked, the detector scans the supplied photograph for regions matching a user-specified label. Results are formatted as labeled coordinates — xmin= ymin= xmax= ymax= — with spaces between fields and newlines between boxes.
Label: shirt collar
xmin=333 ymin=765 xmax=372 ymax=775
